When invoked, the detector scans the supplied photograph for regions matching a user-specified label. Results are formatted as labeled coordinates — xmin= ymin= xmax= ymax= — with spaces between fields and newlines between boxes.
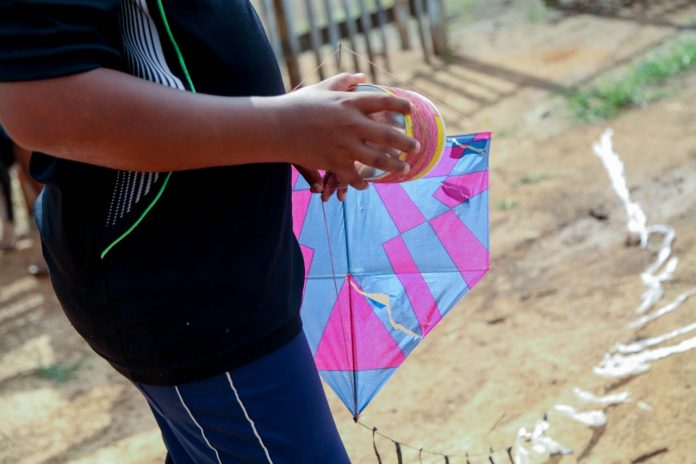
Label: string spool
xmin=355 ymin=84 xmax=446 ymax=183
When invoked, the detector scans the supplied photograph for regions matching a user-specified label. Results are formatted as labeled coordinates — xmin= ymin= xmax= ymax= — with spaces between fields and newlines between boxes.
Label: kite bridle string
xmin=291 ymin=41 xmax=450 ymax=113
xmin=320 ymin=201 xmax=358 ymax=417
xmin=309 ymin=42 xmax=512 ymax=454
xmin=337 ymin=42 xmax=360 ymax=418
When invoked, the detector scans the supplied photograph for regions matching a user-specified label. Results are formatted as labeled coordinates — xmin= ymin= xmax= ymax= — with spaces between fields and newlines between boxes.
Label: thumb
xmin=319 ymin=72 xmax=367 ymax=92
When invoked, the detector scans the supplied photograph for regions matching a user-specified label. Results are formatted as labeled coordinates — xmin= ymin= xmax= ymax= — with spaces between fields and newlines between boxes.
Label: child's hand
xmin=275 ymin=73 xmax=418 ymax=196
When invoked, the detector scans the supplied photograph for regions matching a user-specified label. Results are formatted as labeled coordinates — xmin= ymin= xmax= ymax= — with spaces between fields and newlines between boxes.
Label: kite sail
xmin=292 ymin=132 xmax=491 ymax=418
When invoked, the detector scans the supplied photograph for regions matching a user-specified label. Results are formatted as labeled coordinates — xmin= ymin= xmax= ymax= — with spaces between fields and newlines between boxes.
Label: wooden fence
xmin=254 ymin=0 xmax=448 ymax=88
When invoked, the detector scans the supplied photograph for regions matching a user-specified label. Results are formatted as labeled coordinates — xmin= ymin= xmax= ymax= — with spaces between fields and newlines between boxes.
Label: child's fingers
xmin=360 ymin=121 xmax=419 ymax=156
xmin=318 ymin=73 xmax=367 ymax=92
xmin=294 ymin=165 xmax=323 ymax=193
xmin=351 ymin=142 xmax=410 ymax=177
xmin=321 ymin=173 xmax=339 ymax=202
xmin=352 ymin=93 xmax=412 ymax=115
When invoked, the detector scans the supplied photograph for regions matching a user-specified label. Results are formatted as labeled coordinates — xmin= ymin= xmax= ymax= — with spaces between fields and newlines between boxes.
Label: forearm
xmin=0 ymin=68 xmax=286 ymax=171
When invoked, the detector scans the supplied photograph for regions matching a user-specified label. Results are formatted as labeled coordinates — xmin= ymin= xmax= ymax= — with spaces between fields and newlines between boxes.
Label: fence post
xmin=413 ymin=0 xmax=432 ymax=64
xmin=356 ymin=0 xmax=378 ymax=81
xmin=260 ymin=0 xmax=285 ymax=67
xmin=339 ymin=0 xmax=362 ymax=72
xmin=322 ymin=0 xmax=341 ymax=68
xmin=304 ymin=0 xmax=326 ymax=80
xmin=393 ymin=0 xmax=412 ymax=50
xmin=428 ymin=0 xmax=448 ymax=57
xmin=374 ymin=0 xmax=392 ymax=72
xmin=273 ymin=0 xmax=302 ymax=88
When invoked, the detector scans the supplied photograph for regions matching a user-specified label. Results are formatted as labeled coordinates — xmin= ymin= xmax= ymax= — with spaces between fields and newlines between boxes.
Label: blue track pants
xmin=136 ymin=331 xmax=351 ymax=463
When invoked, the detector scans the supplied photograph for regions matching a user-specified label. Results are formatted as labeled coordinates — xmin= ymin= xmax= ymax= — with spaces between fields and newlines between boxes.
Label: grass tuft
xmin=35 ymin=360 xmax=83 ymax=384
xmin=569 ymin=37 xmax=696 ymax=122
xmin=498 ymin=199 xmax=519 ymax=210
xmin=516 ymin=172 xmax=551 ymax=186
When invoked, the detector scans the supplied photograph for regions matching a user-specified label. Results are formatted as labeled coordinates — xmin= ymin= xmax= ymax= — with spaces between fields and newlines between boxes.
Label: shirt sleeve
xmin=0 ymin=0 xmax=123 ymax=82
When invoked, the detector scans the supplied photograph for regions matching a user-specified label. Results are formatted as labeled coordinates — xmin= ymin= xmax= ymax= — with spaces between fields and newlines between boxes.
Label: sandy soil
xmin=1 ymin=3 xmax=695 ymax=463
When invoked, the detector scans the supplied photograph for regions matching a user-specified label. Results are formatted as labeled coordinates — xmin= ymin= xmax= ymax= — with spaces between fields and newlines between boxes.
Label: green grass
xmin=523 ymin=0 xmax=549 ymax=22
xmin=35 ymin=360 xmax=82 ymax=384
xmin=569 ymin=37 xmax=696 ymax=122
xmin=515 ymin=172 xmax=550 ymax=186
xmin=498 ymin=199 xmax=519 ymax=210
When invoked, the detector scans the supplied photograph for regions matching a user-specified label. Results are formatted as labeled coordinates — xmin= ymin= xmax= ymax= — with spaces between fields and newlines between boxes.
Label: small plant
xmin=516 ymin=172 xmax=550 ymax=186
xmin=35 ymin=359 xmax=83 ymax=384
xmin=498 ymin=198 xmax=519 ymax=210
xmin=569 ymin=37 xmax=696 ymax=122
xmin=496 ymin=126 xmax=520 ymax=138
xmin=524 ymin=0 xmax=549 ymax=22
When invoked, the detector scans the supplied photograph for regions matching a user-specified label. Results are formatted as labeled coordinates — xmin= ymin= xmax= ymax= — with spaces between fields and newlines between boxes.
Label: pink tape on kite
xmin=300 ymin=245 xmax=314 ymax=300
xmin=429 ymin=211 xmax=489 ymax=288
xmin=291 ymin=167 xmax=300 ymax=189
xmin=292 ymin=190 xmax=312 ymax=238
xmin=473 ymin=132 xmax=492 ymax=141
xmin=383 ymin=236 xmax=441 ymax=336
xmin=374 ymin=184 xmax=427 ymax=233
xmin=434 ymin=171 xmax=489 ymax=208
xmin=314 ymin=275 xmax=406 ymax=371
xmin=428 ymin=144 xmax=460 ymax=177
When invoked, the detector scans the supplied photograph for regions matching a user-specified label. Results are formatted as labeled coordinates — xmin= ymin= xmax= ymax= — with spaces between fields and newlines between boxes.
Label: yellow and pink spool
xmin=355 ymin=84 xmax=446 ymax=183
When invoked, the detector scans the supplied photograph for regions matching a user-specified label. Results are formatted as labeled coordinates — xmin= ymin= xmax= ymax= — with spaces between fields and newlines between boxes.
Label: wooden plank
xmin=413 ymin=0 xmax=432 ymax=64
xmin=260 ymin=0 xmax=285 ymax=66
xmin=304 ymin=0 xmax=326 ymax=79
xmin=295 ymin=8 xmax=397 ymax=52
xmin=322 ymin=0 xmax=342 ymax=68
xmin=356 ymin=0 xmax=377 ymax=81
xmin=339 ymin=0 xmax=362 ymax=72
xmin=273 ymin=0 xmax=303 ymax=88
xmin=428 ymin=0 xmax=448 ymax=56
xmin=393 ymin=0 xmax=411 ymax=50
xmin=374 ymin=0 xmax=392 ymax=72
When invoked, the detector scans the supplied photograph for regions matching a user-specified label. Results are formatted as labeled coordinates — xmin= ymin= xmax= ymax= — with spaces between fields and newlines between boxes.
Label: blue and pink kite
xmin=292 ymin=132 xmax=491 ymax=418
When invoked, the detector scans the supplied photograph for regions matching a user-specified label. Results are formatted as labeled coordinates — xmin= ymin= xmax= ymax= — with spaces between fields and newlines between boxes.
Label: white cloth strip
xmin=573 ymin=388 xmax=630 ymax=405
xmin=225 ymin=372 xmax=274 ymax=464
xmin=616 ymin=318 xmax=696 ymax=353
xmin=628 ymin=288 xmax=696 ymax=329
xmin=591 ymin=129 xmax=681 ymax=316
xmin=594 ymin=334 xmax=696 ymax=378
xmin=553 ymin=405 xmax=606 ymax=427
xmin=591 ymin=128 xmax=647 ymax=240
xmin=174 ymin=385 xmax=223 ymax=464
xmin=514 ymin=419 xmax=572 ymax=464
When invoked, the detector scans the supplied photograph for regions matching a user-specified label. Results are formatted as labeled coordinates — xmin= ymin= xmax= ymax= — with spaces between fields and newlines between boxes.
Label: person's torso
xmin=35 ymin=0 xmax=305 ymax=384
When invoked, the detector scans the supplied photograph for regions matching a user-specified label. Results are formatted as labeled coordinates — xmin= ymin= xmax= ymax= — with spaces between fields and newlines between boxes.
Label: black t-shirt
xmin=0 ymin=0 xmax=305 ymax=385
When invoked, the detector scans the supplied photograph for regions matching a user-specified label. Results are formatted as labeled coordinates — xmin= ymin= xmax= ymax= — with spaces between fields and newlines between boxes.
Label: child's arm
xmin=0 ymin=70 xmax=415 ymax=189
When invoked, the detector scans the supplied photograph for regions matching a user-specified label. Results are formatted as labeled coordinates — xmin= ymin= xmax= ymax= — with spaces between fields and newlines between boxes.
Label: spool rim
xmin=354 ymin=84 xmax=445 ymax=183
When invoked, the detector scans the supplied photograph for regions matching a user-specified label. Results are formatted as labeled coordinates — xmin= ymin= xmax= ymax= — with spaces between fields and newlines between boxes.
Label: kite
xmin=291 ymin=88 xmax=491 ymax=418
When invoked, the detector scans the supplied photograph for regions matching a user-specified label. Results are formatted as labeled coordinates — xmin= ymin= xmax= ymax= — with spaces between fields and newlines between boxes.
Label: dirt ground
xmin=1 ymin=2 xmax=695 ymax=463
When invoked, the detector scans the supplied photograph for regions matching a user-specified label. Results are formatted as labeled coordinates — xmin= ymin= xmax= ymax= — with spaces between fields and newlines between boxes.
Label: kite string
xmin=341 ymin=45 xmax=452 ymax=115
xmin=306 ymin=41 xmax=512 ymax=457
xmin=357 ymin=421 xmax=516 ymax=462
xmin=320 ymin=201 xmax=356 ymax=409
